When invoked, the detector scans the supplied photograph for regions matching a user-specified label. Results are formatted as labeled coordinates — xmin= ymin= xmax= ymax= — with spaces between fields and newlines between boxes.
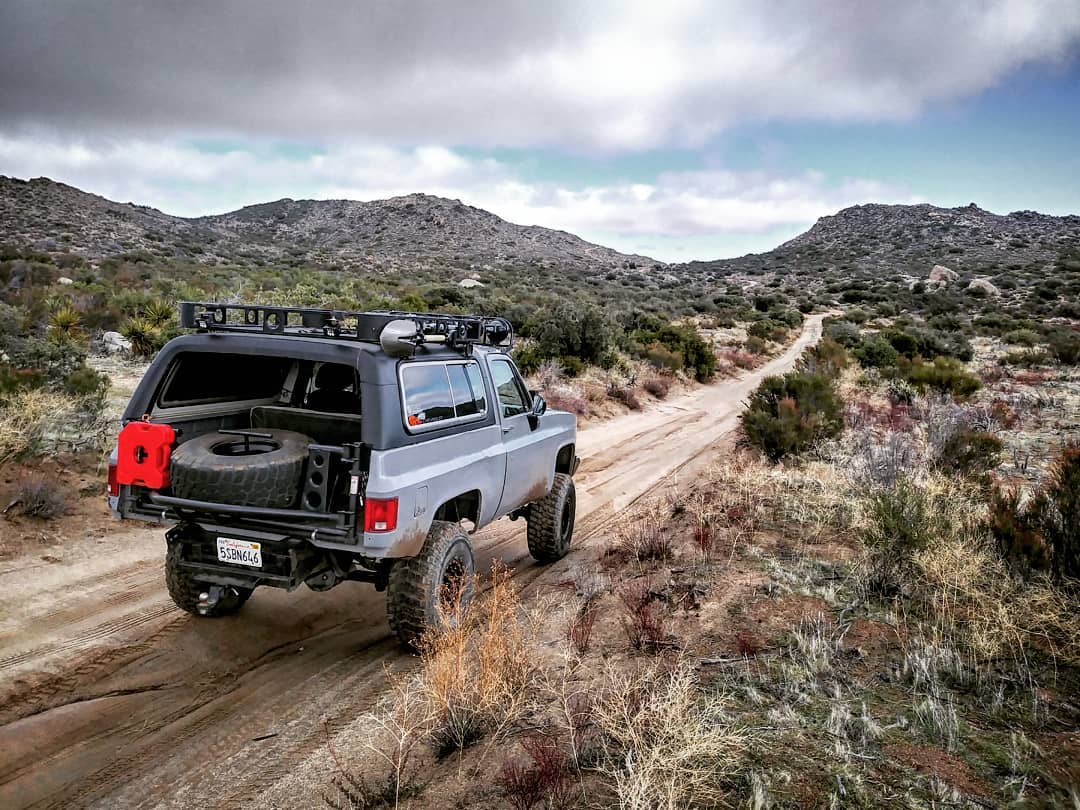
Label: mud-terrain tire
xmin=386 ymin=521 xmax=475 ymax=648
xmin=527 ymin=473 xmax=576 ymax=563
xmin=170 ymin=429 xmax=310 ymax=508
xmin=165 ymin=542 xmax=252 ymax=616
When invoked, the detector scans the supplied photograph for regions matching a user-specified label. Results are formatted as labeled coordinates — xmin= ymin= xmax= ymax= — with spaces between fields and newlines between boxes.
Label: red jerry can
xmin=116 ymin=421 xmax=176 ymax=489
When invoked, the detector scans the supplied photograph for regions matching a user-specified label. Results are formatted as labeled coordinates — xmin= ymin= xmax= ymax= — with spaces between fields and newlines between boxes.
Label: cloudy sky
xmin=1 ymin=1 xmax=1078 ymax=261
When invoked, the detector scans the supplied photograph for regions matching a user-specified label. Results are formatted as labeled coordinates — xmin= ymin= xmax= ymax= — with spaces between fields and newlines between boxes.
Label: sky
xmin=0 ymin=1 xmax=1078 ymax=262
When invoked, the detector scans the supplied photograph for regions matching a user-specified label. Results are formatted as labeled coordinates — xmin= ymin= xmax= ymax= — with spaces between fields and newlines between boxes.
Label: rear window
xmin=401 ymin=361 xmax=487 ymax=430
xmin=158 ymin=353 xmax=292 ymax=407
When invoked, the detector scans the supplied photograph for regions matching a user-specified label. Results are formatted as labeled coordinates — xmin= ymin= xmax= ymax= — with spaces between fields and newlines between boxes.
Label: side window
xmin=401 ymin=361 xmax=487 ymax=430
xmin=449 ymin=363 xmax=487 ymax=417
xmin=401 ymin=364 xmax=455 ymax=428
xmin=490 ymin=358 xmax=528 ymax=418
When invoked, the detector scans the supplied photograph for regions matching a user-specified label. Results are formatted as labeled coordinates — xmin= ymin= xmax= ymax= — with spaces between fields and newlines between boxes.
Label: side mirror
xmin=527 ymin=392 xmax=546 ymax=429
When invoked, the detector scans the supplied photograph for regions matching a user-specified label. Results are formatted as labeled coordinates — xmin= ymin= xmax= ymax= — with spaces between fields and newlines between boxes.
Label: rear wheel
xmin=527 ymin=473 xmax=576 ymax=563
xmin=386 ymin=521 xmax=475 ymax=647
xmin=165 ymin=542 xmax=252 ymax=617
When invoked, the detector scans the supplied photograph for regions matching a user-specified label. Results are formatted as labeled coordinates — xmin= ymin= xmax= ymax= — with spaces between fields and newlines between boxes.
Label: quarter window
xmin=401 ymin=361 xmax=487 ymax=430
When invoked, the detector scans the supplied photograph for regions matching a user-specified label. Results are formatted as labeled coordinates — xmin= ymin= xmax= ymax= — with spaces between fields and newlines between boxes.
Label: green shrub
xmin=560 ymin=355 xmax=585 ymax=377
xmin=886 ymin=378 xmax=917 ymax=406
xmin=883 ymin=329 xmax=919 ymax=358
xmin=853 ymin=336 xmax=899 ymax=369
xmin=512 ymin=341 xmax=545 ymax=376
xmin=740 ymin=371 xmax=842 ymax=461
xmin=644 ymin=341 xmax=683 ymax=372
xmin=1047 ymin=330 xmax=1080 ymax=365
xmin=1003 ymin=329 xmax=1040 ymax=347
xmin=988 ymin=444 xmax=1080 ymax=582
xmin=988 ymin=488 xmax=1050 ymax=575
xmin=1040 ymin=443 xmax=1080 ymax=582
xmin=1000 ymin=348 xmax=1051 ymax=368
xmin=903 ymin=357 xmax=980 ymax=400
xmin=64 ymin=365 xmax=110 ymax=404
xmin=860 ymin=478 xmax=934 ymax=598
xmin=934 ymin=430 xmax=1003 ymax=479
xmin=530 ymin=303 xmax=616 ymax=366
xmin=797 ymin=337 xmax=848 ymax=379
xmin=825 ymin=320 xmax=861 ymax=348
xmin=747 ymin=319 xmax=788 ymax=343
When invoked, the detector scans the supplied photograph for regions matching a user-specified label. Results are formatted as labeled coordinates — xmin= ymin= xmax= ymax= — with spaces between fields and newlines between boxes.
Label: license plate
xmin=216 ymin=537 xmax=262 ymax=568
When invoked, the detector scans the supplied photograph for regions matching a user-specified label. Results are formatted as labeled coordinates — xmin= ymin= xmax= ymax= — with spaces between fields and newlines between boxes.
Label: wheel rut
xmin=0 ymin=316 xmax=825 ymax=809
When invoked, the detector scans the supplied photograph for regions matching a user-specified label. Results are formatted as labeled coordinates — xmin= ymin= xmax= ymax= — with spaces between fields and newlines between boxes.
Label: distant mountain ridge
xmin=1 ymin=175 xmax=1076 ymax=281
xmin=0 ymin=176 xmax=657 ymax=273
xmin=688 ymin=202 xmax=1079 ymax=279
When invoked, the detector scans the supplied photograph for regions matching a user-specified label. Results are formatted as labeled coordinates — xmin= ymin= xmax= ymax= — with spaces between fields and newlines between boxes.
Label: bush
xmin=797 ymin=337 xmax=848 ymax=378
xmin=934 ymin=429 xmax=1003 ymax=479
xmin=13 ymin=474 xmax=70 ymax=519
xmin=861 ymin=478 xmax=934 ymax=598
xmin=634 ymin=320 xmax=716 ymax=382
xmin=988 ymin=488 xmax=1050 ymax=574
xmin=903 ymin=357 xmax=980 ymax=400
xmin=853 ymin=336 xmax=899 ymax=369
xmin=64 ymin=365 xmax=110 ymax=407
xmin=746 ymin=319 xmax=788 ymax=343
xmin=988 ymin=444 xmax=1080 ymax=582
xmin=643 ymin=377 xmax=670 ymax=399
xmin=1040 ymin=443 xmax=1080 ymax=582
xmin=1047 ymin=330 xmax=1080 ymax=365
xmin=740 ymin=371 xmax=843 ymax=461
xmin=1001 ymin=348 xmax=1051 ymax=368
xmin=529 ymin=303 xmax=616 ymax=366
xmin=825 ymin=320 xmax=861 ymax=348
xmin=644 ymin=341 xmax=682 ymax=372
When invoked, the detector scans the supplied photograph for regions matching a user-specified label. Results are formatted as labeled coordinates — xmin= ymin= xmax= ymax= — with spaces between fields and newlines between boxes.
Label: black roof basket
xmin=177 ymin=301 xmax=513 ymax=354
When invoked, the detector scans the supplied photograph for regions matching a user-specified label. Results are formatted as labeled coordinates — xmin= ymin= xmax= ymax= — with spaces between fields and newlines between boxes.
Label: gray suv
xmin=109 ymin=302 xmax=578 ymax=645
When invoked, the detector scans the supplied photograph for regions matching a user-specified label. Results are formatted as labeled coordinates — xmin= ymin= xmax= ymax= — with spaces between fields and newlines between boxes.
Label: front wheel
xmin=386 ymin=521 xmax=475 ymax=648
xmin=165 ymin=542 xmax=252 ymax=616
xmin=527 ymin=473 xmax=576 ymax=563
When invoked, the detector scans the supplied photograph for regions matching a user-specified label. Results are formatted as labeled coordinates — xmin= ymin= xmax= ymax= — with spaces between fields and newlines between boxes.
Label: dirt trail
xmin=0 ymin=315 xmax=824 ymax=809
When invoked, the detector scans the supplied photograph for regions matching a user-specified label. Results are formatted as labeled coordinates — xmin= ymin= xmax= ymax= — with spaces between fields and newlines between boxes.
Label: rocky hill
xmin=0 ymin=176 xmax=657 ymax=273
xmin=685 ymin=202 xmax=1080 ymax=282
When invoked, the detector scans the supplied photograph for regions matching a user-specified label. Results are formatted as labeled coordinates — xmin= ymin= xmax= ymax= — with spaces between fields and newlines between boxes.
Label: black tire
xmin=527 ymin=473 xmax=576 ymax=563
xmin=165 ymin=542 xmax=252 ymax=616
xmin=386 ymin=521 xmax=475 ymax=647
xmin=170 ymin=429 xmax=310 ymax=508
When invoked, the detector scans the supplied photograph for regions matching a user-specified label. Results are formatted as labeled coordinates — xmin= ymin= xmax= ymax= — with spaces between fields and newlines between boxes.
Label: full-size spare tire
xmin=170 ymin=429 xmax=311 ymax=508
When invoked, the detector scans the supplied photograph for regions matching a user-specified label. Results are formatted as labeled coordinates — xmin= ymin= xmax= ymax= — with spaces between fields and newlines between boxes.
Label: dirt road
xmin=0 ymin=315 xmax=824 ymax=808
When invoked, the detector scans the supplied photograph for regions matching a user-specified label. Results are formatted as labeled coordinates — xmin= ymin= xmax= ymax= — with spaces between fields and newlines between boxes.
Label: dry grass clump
xmin=593 ymin=661 xmax=750 ymax=810
xmin=0 ymin=387 xmax=111 ymax=463
xmin=914 ymin=537 xmax=1080 ymax=667
xmin=416 ymin=564 xmax=536 ymax=757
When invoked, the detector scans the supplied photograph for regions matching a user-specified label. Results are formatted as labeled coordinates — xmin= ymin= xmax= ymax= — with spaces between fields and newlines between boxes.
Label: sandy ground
xmin=0 ymin=315 xmax=824 ymax=809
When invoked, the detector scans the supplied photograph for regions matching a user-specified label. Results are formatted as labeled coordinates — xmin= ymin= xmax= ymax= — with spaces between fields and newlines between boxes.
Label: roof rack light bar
xmin=176 ymin=301 xmax=513 ymax=352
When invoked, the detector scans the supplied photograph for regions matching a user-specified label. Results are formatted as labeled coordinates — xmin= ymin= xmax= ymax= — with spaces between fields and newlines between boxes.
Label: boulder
xmin=966 ymin=278 xmax=1000 ymax=296
xmin=57 ymin=276 xmax=74 ymax=285
xmin=457 ymin=278 xmax=484 ymax=288
xmin=102 ymin=331 xmax=132 ymax=353
xmin=928 ymin=265 xmax=959 ymax=284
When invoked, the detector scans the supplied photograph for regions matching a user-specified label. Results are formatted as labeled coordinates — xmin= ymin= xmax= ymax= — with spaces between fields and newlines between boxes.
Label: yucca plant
xmin=120 ymin=316 xmax=160 ymax=357
xmin=46 ymin=305 xmax=86 ymax=345
xmin=142 ymin=298 xmax=175 ymax=329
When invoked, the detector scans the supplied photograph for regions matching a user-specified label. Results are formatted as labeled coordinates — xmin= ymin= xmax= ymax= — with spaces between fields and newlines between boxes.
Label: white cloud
xmin=1 ymin=1 xmax=1077 ymax=149
xmin=0 ymin=134 xmax=921 ymax=260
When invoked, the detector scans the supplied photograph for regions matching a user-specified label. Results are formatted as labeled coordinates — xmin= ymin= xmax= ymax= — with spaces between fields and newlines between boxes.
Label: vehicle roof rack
xmin=177 ymin=301 xmax=513 ymax=355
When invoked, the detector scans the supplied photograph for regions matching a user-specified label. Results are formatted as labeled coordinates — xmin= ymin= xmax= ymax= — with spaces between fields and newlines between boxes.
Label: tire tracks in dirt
xmin=0 ymin=315 xmax=824 ymax=809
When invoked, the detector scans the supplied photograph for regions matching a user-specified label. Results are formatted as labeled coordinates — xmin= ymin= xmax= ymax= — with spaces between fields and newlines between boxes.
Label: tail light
xmin=363 ymin=498 xmax=398 ymax=533
xmin=107 ymin=460 xmax=119 ymax=497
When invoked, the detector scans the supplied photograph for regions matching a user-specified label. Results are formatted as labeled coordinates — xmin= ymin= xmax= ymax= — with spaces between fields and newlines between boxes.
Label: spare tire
xmin=170 ymin=429 xmax=311 ymax=508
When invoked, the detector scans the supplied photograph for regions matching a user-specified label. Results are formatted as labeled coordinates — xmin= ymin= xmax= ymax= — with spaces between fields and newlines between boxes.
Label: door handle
xmin=502 ymin=426 xmax=513 ymax=434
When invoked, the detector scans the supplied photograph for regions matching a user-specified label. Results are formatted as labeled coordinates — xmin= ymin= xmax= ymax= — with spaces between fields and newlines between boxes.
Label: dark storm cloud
xmin=1 ymin=0 xmax=1078 ymax=148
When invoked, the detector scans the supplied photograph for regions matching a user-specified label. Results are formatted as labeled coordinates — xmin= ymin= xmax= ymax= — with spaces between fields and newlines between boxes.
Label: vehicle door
xmin=489 ymin=355 xmax=552 ymax=515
